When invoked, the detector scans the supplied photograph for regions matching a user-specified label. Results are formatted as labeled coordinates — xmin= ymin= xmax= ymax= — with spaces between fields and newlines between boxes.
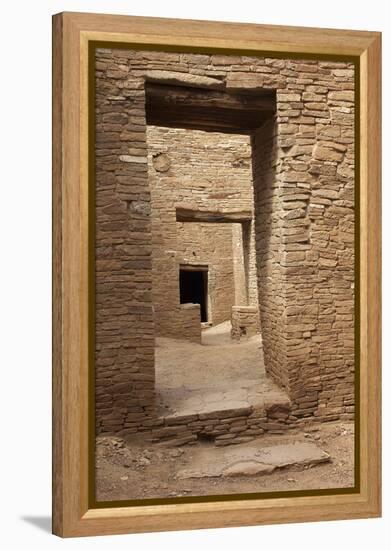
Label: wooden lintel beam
xmin=146 ymin=83 xmax=276 ymax=112
xmin=176 ymin=207 xmax=253 ymax=223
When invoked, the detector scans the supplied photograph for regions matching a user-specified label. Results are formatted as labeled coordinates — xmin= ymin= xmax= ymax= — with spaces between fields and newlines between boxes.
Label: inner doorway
xmin=179 ymin=266 xmax=208 ymax=322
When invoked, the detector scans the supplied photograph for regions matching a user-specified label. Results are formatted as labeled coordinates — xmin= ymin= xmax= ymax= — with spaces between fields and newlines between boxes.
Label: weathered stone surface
xmin=147 ymin=126 xmax=256 ymax=339
xmin=152 ymin=152 xmax=170 ymax=172
xmin=329 ymin=90 xmax=354 ymax=102
xmin=95 ymin=47 xmax=355 ymax=436
xmin=231 ymin=306 xmax=260 ymax=340
xmin=149 ymin=363 xmax=293 ymax=445
xmin=145 ymin=70 xmax=225 ymax=89
xmin=313 ymin=143 xmax=345 ymax=162
xmin=175 ymin=442 xmax=330 ymax=479
xmin=226 ymin=72 xmax=266 ymax=90
xmin=223 ymin=461 xmax=278 ymax=476
xmin=119 ymin=154 xmax=147 ymax=163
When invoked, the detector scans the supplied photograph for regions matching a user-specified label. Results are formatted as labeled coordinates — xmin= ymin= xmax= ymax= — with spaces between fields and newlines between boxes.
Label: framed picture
xmin=52 ymin=12 xmax=381 ymax=537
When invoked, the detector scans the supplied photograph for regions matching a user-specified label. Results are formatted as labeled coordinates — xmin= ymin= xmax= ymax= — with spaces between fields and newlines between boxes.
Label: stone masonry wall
xmin=95 ymin=51 xmax=155 ymax=435
xmin=252 ymin=119 xmax=289 ymax=391
xmin=231 ymin=306 xmax=260 ymax=341
xmin=251 ymin=63 xmax=355 ymax=422
xmin=147 ymin=126 xmax=256 ymax=333
xmin=232 ymin=222 xmax=259 ymax=308
xmin=177 ymin=222 xmax=236 ymax=327
xmin=232 ymin=223 xmax=248 ymax=306
xmin=177 ymin=303 xmax=201 ymax=343
xmin=150 ymin=394 xmax=292 ymax=447
xmin=95 ymin=48 xmax=355 ymax=435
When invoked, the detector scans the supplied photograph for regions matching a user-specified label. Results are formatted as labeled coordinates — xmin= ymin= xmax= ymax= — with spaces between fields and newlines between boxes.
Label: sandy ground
xmin=155 ymin=321 xmax=267 ymax=392
xmin=154 ymin=322 xmax=287 ymax=417
xmin=95 ymin=421 xmax=355 ymax=502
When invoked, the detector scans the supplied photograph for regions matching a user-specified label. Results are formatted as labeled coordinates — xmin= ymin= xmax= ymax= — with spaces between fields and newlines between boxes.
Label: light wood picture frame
xmin=52 ymin=11 xmax=381 ymax=538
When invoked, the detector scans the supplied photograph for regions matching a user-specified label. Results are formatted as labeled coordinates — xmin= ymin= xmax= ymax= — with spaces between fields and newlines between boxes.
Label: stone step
xmin=151 ymin=381 xmax=292 ymax=446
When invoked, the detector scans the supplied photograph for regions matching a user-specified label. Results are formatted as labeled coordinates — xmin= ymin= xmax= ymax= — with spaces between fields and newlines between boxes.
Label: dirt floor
xmin=155 ymin=321 xmax=267 ymax=392
xmin=95 ymin=421 xmax=355 ymax=501
xmin=154 ymin=322 xmax=288 ymax=418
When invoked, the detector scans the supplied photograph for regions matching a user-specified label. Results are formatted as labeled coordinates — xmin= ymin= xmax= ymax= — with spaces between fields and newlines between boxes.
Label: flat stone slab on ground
xmin=176 ymin=442 xmax=330 ymax=479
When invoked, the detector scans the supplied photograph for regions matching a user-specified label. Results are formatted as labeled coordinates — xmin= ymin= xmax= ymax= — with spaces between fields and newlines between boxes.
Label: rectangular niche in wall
xmin=179 ymin=265 xmax=208 ymax=322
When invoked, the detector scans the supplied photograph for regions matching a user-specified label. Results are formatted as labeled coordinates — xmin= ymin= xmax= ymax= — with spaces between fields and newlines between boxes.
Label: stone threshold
xmin=150 ymin=382 xmax=293 ymax=446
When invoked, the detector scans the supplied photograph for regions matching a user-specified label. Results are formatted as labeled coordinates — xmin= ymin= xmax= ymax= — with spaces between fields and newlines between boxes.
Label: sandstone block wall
xmin=95 ymin=51 xmax=155 ymax=435
xmin=232 ymin=222 xmax=259 ymax=307
xmin=177 ymin=222 xmax=235 ymax=327
xmin=231 ymin=306 xmax=260 ymax=340
xmin=150 ymin=399 xmax=292 ymax=447
xmin=252 ymin=120 xmax=289 ymax=391
xmin=177 ymin=303 xmax=201 ymax=343
xmin=147 ymin=126 xmax=257 ymax=335
xmin=95 ymin=48 xmax=355 ymax=435
xmin=252 ymin=64 xmax=355 ymax=422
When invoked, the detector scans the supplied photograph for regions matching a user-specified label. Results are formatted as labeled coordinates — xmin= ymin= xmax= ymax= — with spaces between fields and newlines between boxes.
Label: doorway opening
xmin=179 ymin=266 xmax=208 ymax=322
xmin=145 ymin=82 xmax=287 ymax=437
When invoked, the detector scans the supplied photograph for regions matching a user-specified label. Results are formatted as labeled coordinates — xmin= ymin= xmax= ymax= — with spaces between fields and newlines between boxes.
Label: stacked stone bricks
xmin=147 ymin=126 xmax=257 ymax=337
xmin=151 ymin=398 xmax=292 ymax=447
xmin=94 ymin=48 xmax=355 ymax=436
xmin=231 ymin=306 xmax=260 ymax=340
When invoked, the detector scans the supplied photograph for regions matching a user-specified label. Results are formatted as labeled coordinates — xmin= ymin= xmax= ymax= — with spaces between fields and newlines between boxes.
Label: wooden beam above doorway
xmin=176 ymin=207 xmax=253 ymax=223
